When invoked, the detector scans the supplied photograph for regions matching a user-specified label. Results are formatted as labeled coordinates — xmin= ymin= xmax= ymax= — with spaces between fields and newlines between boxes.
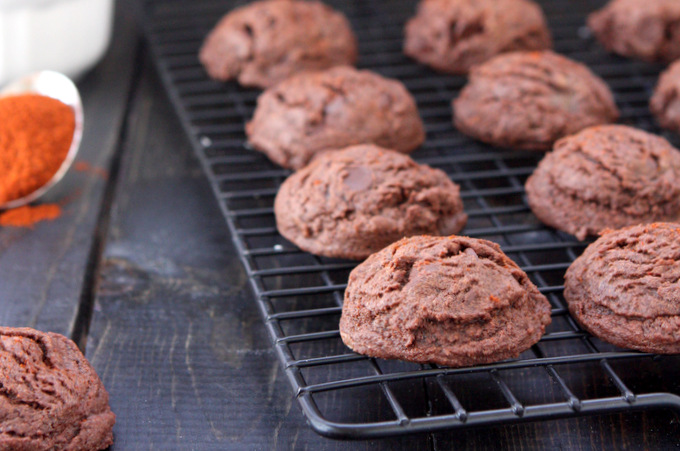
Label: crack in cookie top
xmin=564 ymin=223 xmax=680 ymax=354
xmin=526 ymin=125 xmax=680 ymax=240
xmin=0 ymin=327 xmax=115 ymax=451
xmin=453 ymin=50 xmax=619 ymax=150
xmin=589 ymin=0 xmax=680 ymax=63
xmin=199 ymin=0 xmax=357 ymax=88
xmin=274 ymin=145 xmax=467 ymax=260
xmin=246 ymin=66 xmax=425 ymax=169
xmin=404 ymin=0 xmax=552 ymax=74
xmin=340 ymin=235 xmax=552 ymax=367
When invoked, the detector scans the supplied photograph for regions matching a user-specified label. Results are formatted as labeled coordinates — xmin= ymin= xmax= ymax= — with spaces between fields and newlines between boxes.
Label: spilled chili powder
xmin=0 ymin=94 xmax=75 ymax=204
xmin=74 ymin=161 xmax=108 ymax=180
xmin=0 ymin=204 xmax=61 ymax=228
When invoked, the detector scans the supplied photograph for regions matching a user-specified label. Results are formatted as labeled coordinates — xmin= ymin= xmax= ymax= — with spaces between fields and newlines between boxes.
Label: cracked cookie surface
xmin=275 ymin=145 xmax=467 ymax=260
xmin=564 ymin=223 xmax=680 ymax=354
xmin=651 ymin=60 xmax=680 ymax=133
xmin=404 ymin=0 xmax=552 ymax=74
xmin=247 ymin=66 xmax=425 ymax=169
xmin=0 ymin=327 xmax=115 ymax=451
xmin=339 ymin=235 xmax=551 ymax=367
xmin=452 ymin=51 xmax=619 ymax=151
xmin=588 ymin=0 xmax=680 ymax=63
xmin=199 ymin=0 xmax=357 ymax=88
xmin=526 ymin=125 xmax=680 ymax=240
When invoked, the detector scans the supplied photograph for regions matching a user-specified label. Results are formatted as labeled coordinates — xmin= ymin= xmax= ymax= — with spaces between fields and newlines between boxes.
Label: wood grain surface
xmin=85 ymin=44 xmax=679 ymax=451
xmin=0 ymin=0 xmax=137 ymax=338
xmin=0 ymin=0 xmax=679 ymax=449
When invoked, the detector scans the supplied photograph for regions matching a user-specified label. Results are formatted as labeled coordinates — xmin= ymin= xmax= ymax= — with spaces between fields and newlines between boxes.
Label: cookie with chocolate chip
xmin=340 ymin=235 xmax=552 ymax=367
xmin=247 ymin=66 xmax=425 ymax=169
xmin=0 ymin=327 xmax=115 ymax=450
xmin=199 ymin=0 xmax=357 ymax=88
xmin=564 ymin=223 xmax=680 ymax=354
xmin=525 ymin=125 xmax=680 ymax=240
xmin=404 ymin=0 xmax=552 ymax=74
xmin=275 ymin=145 xmax=466 ymax=260
xmin=453 ymin=51 xmax=619 ymax=151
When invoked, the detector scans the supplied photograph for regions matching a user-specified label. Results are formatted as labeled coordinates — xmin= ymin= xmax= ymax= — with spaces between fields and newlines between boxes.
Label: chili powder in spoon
xmin=0 ymin=94 xmax=75 ymax=204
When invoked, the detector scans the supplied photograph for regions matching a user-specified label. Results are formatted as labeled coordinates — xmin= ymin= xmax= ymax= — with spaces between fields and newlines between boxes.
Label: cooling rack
xmin=140 ymin=0 xmax=680 ymax=438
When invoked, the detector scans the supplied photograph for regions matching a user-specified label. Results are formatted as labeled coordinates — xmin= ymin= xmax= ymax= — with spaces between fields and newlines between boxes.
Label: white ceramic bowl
xmin=0 ymin=0 xmax=114 ymax=86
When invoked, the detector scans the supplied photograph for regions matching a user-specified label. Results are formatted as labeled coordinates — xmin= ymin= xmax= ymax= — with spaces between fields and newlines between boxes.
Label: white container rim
xmin=0 ymin=0 xmax=79 ymax=10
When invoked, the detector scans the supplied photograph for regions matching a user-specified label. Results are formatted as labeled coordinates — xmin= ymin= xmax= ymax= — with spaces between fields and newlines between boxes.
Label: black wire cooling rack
xmin=140 ymin=0 xmax=680 ymax=439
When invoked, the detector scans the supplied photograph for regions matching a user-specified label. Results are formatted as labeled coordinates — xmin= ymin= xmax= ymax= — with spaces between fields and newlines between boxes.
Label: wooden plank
xmin=85 ymin=3 xmax=679 ymax=449
xmin=86 ymin=59 xmax=431 ymax=450
xmin=0 ymin=0 xmax=138 ymax=337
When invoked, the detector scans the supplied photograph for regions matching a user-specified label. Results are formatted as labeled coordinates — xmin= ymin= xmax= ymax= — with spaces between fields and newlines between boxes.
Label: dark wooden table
xmin=1 ymin=1 xmax=678 ymax=449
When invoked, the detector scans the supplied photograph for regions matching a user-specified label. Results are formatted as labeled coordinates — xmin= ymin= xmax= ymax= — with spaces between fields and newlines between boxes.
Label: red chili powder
xmin=74 ymin=161 xmax=109 ymax=180
xmin=0 ymin=204 xmax=62 ymax=228
xmin=0 ymin=94 xmax=75 ymax=204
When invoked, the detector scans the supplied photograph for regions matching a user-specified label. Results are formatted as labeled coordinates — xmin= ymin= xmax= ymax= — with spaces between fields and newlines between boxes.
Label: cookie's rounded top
xmin=453 ymin=51 xmax=619 ymax=151
xmin=199 ymin=0 xmax=357 ymax=88
xmin=564 ymin=223 xmax=680 ymax=354
xmin=651 ymin=60 xmax=680 ymax=133
xmin=526 ymin=125 xmax=680 ymax=240
xmin=275 ymin=145 xmax=467 ymax=260
xmin=247 ymin=66 xmax=426 ymax=169
xmin=340 ymin=235 xmax=552 ymax=367
xmin=404 ymin=0 xmax=552 ymax=74
xmin=0 ymin=327 xmax=115 ymax=451
xmin=588 ymin=0 xmax=680 ymax=63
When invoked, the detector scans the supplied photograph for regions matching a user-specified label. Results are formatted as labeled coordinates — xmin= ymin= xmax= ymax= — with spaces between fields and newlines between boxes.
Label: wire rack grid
xmin=141 ymin=0 xmax=680 ymax=439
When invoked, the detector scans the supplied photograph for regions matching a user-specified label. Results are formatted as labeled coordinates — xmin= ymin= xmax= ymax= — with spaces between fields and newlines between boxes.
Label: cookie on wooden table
xmin=274 ymin=145 xmax=467 ymax=260
xmin=199 ymin=0 xmax=357 ymax=88
xmin=247 ymin=67 xmax=425 ymax=169
xmin=340 ymin=235 xmax=552 ymax=367
xmin=0 ymin=327 xmax=115 ymax=451
xmin=650 ymin=60 xmax=680 ymax=133
xmin=404 ymin=0 xmax=552 ymax=74
xmin=588 ymin=0 xmax=680 ymax=63
xmin=525 ymin=125 xmax=680 ymax=240
xmin=564 ymin=223 xmax=680 ymax=354
xmin=452 ymin=51 xmax=619 ymax=151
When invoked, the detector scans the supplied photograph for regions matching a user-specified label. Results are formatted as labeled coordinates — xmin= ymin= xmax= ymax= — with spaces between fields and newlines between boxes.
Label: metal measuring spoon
xmin=0 ymin=70 xmax=83 ymax=210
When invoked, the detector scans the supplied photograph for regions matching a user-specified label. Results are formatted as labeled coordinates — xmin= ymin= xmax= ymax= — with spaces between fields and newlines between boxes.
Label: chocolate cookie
xmin=247 ymin=66 xmax=426 ymax=169
xmin=275 ymin=145 xmax=467 ymax=260
xmin=526 ymin=125 xmax=680 ymax=240
xmin=564 ymin=223 xmax=680 ymax=354
xmin=199 ymin=0 xmax=357 ymax=88
xmin=588 ymin=0 xmax=680 ymax=63
xmin=0 ymin=327 xmax=115 ymax=450
xmin=453 ymin=51 xmax=619 ymax=151
xmin=340 ymin=235 xmax=552 ymax=367
xmin=404 ymin=0 xmax=552 ymax=74
xmin=651 ymin=60 xmax=680 ymax=133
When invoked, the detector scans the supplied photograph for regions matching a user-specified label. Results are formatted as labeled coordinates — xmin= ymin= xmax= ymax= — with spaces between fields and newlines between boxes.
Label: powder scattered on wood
xmin=0 ymin=204 xmax=62 ymax=228
xmin=74 ymin=161 xmax=109 ymax=180
xmin=0 ymin=94 xmax=75 ymax=204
